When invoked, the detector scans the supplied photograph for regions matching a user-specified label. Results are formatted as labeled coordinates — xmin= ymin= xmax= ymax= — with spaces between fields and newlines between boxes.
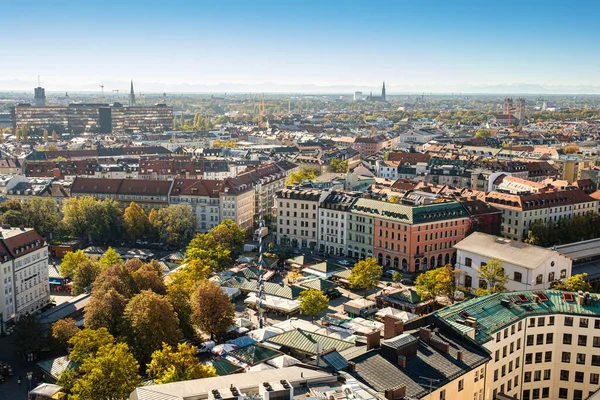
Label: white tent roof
xmin=375 ymin=307 xmax=418 ymax=322
xmin=247 ymin=363 xmax=277 ymax=372
xmin=266 ymin=354 xmax=301 ymax=368
xmin=248 ymin=327 xmax=284 ymax=342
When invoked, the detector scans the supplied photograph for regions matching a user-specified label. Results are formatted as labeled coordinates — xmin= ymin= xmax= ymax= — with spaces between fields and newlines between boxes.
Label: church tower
xmin=381 ymin=81 xmax=386 ymax=101
xmin=129 ymin=80 xmax=136 ymax=107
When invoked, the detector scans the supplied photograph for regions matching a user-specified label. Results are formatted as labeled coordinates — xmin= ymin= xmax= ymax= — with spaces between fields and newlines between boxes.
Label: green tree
xmin=348 ymin=257 xmax=382 ymax=294
xmin=21 ymin=198 xmax=60 ymax=236
xmin=476 ymin=258 xmax=508 ymax=296
xmin=123 ymin=202 xmax=149 ymax=240
xmin=330 ymin=159 xmax=349 ymax=173
xmin=285 ymin=168 xmax=318 ymax=185
xmin=298 ymin=289 xmax=329 ymax=320
xmin=13 ymin=313 xmax=43 ymax=354
xmin=190 ymin=279 xmax=234 ymax=340
xmin=151 ymin=205 xmax=196 ymax=247
xmin=124 ymin=290 xmax=182 ymax=364
xmin=208 ymin=219 xmax=246 ymax=248
xmin=392 ymin=271 xmax=403 ymax=282
xmin=474 ymin=129 xmax=491 ymax=138
xmin=84 ymin=288 xmax=128 ymax=336
xmin=72 ymin=259 xmax=102 ymax=295
xmin=68 ymin=327 xmax=115 ymax=363
xmin=60 ymin=250 xmax=89 ymax=278
xmin=185 ymin=233 xmax=231 ymax=271
xmin=63 ymin=197 xmax=123 ymax=242
xmin=415 ymin=266 xmax=454 ymax=301
xmin=147 ymin=342 xmax=216 ymax=384
xmin=51 ymin=318 xmax=80 ymax=351
xmin=559 ymin=273 xmax=593 ymax=292
xmin=99 ymin=247 xmax=123 ymax=268
xmin=0 ymin=209 xmax=24 ymax=226
xmin=70 ymin=342 xmax=141 ymax=400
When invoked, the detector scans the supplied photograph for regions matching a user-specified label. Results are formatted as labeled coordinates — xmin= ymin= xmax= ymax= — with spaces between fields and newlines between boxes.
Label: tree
xmin=190 ymin=280 xmax=234 ymax=340
xmin=165 ymin=271 xmax=196 ymax=338
xmin=13 ymin=313 xmax=43 ymax=354
xmin=63 ymin=197 xmax=123 ymax=242
xmin=72 ymin=259 xmax=102 ymax=295
xmin=563 ymin=145 xmax=580 ymax=154
xmin=0 ymin=209 xmax=24 ymax=226
xmin=392 ymin=271 xmax=403 ymax=282
xmin=70 ymin=342 xmax=141 ymax=400
xmin=474 ymin=129 xmax=491 ymax=138
xmin=298 ymin=289 xmax=329 ymax=320
xmin=147 ymin=342 xmax=216 ymax=384
xmin=208 ymin=219 xmax=246 ymax=248
xmin=151 ymin=205 xmax=196 ymax=247
xmin=476 ymin=258 xmax=508 ymax=296
xmin=43 ymin=129 xmax=49 ymax=142
xmin=20 ymin=198 xmax=60 ymax=237
xmin=99 ymin=247 xmax=123 ymax=268
xmin=124 ymin=290 xmax=182 ymax=364
xmin=123 ymin=202 xmax=149 ymax=240
xmin=52 ymin=318 xmax=80 ymax=351
xmin=84 ymin=288 xmax=128 ymax=336
xmin=555 ymin=273 xmax=593 ymax=292
xmin=60 ymin=250 xmax=89 ymax=278
xmin=415 ymin=266 xmax=454 ymax=301
xmin=348 ymin=257 xmax=382 ymax=294
xmin=52 ymin=130 xmax=58 ymax=140
xmin=330 ymin=159 xmax=349 ymax=173
xmin=285 ymin=168 xmax=318 ymax=185
xmin=185 ymin=233 xmax=231 ymax=271
xmin=285 ymin=270 xmax=301 ymax=284
xmin=68 ymin=327 xmax=115 ymax=363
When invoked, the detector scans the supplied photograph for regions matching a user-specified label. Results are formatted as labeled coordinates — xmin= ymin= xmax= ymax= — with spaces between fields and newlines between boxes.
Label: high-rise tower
xmin=34 ymin=86 xmax=46 ymax=107
xmin=382 ymin=81 xmax=386 ymax=101
xmin=129 ymin=80 xmax=136 ymax=107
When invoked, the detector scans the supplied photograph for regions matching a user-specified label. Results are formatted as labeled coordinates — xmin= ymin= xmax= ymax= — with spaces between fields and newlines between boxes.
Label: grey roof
xmin=351 ymin=198 xmax=469 ymax=225
xmin=346 ymin=331 xmax=489 ymax=398
xmin=555 ymin=238 xmax=600 ymax=261
xmin=320 ymin=350 xmax=349 ymax=371
xmin=267 ymin=329 xmax=355 ymax=355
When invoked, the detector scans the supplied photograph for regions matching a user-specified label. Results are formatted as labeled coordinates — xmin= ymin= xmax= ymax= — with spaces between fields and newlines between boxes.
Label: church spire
xmin=129 ymin=80 xmax=136 ymax=107
xmin=381 ymin=80 xmax=386 ymax=101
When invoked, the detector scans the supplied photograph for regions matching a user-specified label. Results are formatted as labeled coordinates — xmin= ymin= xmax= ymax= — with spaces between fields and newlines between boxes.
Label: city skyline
xmin=2 ymin=0 xmax=600 ymax=93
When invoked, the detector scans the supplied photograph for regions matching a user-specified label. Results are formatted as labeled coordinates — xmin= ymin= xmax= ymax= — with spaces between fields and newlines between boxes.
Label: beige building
xmin=437 ymin=289 xmax=600 ymax=400
xmin=274 ymin=188 xmax=327 ymax=249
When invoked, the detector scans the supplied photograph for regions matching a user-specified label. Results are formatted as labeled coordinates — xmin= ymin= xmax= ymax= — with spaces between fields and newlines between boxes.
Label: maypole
xmin=257 ymin=194 xmax=265 ymax=328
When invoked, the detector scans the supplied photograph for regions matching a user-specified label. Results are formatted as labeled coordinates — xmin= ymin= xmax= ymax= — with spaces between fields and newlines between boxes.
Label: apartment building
xmin=351 ymin=198 xmax=470 ymax=272
xmin=274 ymin=188 xmax=326 ymax=249
xmin=219 ymin=179 xmax=255 ymax=232
xmin=318 ymin=192 xmax=359 ymax=256
xmin=347 ymin=206 xmax=375 ymax=259
xmin=454 ymin=232 xmax=573 ymax=292
xmin=169 ymin=179 xmax=222 ymax=232
xmin=231 ymin=163 xmax=286 ymax=221
xmin=352 ymin=135 xmax=390 ymax=155
xmin=557 ymin=155 xmax=596 ymax=182
xmin=437 ymin=290 xmax=600 ymax=400
xmin=0 ymin=226 xmax=49 ymax=332
xmin=484 ymin=189 xmax=598 ymax=241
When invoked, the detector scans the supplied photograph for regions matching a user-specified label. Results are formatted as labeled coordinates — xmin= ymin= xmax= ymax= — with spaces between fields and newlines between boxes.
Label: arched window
xmin=445 ymin=253 xmax=451 ymax=265
xmin=378 ymin=253 xmax=383 ymax=265
xmin=402 ymin=258 xmax=408 ymax=270
xmin=437 ymin=254 xmax=443 ymax=267
xmin=385 ymin=255 xmax=391 ymax=267
xmin=415 ymin=259 xmax=421 ymax=271
xmin=394 ymin=257 xmax=399 ymax=269
xmin=431 ymin=256 xmax=436 ymax=268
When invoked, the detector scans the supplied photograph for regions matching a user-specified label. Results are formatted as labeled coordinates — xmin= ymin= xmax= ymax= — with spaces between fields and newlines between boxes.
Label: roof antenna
xmin=38 ymin=75 xmax=41 ymax=87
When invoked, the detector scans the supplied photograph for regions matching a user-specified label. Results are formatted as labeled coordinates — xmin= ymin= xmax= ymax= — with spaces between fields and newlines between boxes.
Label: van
xmin=197 ymin=340 xmax=216 ymax=353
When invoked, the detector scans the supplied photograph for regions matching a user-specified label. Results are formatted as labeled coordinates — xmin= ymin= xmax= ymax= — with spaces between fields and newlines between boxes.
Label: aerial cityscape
xmin=3 ymin=1 xmax=600 ymax=400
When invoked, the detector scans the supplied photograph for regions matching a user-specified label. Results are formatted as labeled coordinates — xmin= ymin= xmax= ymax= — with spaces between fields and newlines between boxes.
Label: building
xmin=219 ymin=179 xmax=255 ymax=231
xmin=375 ymin=160 xmax=400 ymax=180
xmin=129 ymin=80 xmax=136 ymax=107
xmin=318 ymin=191 xmax=360 ymax=256
xmin=34 ymin=87 xmax=46 ymax=107
xmin=387 ymin=151 xmax=431 ymax=165
xmin=169 ymin=179 xmax=223 ymax=232
xmin=353 ymin=91 xmax=363 ymax=101
xmin=351 ymin=198 xmax=470 ymax=272
xmin=398 ymin=128 xmax=444 ymax=144
xmin=436 ymin=289 xmax=600 ymax=400
xmin=353 ymin=135 xmax=390 ymax=156
xmin=557 ymin=155 xmax=596 ymax=183
xmin=366 ymin=81 xmax=386 ymax=102
xmin=274 ymin=188 xmax=326 ymax=249
xmin=484 ymin=189 xmax=598 ymax=241
xmin=0 ymin=226 xmax=49 ymax=332
xmin=231 ymin=163 xmax=286 ymax=222
xmin=462 ymin=199 xmax=502 ymax=236
xmin=347 ymin=204 xmax=375 ymax=260
xmin=454 ymin=232 xmax=572 ymax=292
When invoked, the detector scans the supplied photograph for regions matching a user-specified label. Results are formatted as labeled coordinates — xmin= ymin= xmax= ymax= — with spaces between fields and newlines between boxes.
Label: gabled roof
xmin=228 ymin=344 xmax=282 ymax=366
xmin=206 ymin=358 xmax=244 ymax=376
xmin=267 ymin=329 xmax=354 ymax=355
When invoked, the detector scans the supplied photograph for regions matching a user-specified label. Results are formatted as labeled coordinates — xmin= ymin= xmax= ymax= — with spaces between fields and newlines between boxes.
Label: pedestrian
xmin=18 ymin=375 xmax=21 ymax=385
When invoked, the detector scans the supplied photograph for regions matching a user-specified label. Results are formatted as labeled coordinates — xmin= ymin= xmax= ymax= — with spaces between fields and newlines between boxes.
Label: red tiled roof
xmin=71 ymin=177 xmax=122 ymax=194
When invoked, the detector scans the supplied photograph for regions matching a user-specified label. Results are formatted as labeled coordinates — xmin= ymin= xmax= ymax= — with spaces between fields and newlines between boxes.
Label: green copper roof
xmin=207 ymin=358 xmax=244 ymax=376
xmin=436 ymin=290 xmax=600 ymax=344
xmin=267 ymin=329 xmax=354 ymax=355
xmin=351 ymin=198 xmax=469 ymax=224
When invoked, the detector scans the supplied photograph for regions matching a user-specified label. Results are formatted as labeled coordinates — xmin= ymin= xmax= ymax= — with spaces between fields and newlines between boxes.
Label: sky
xmin=1 ymin=0 xmax=600 ymax=93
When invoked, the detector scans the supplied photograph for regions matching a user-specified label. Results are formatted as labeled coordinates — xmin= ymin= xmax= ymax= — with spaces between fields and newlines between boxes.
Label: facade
xmin=484 ymin=189 xmax=598 ymax=241
xmin=352 ymin=135 xmax=390 ymax=155
xmin=347 ymin=206 xmax=375 ymax=260
xmin=168 ymin=179 xmax=222 ymax=232
xmin=437 ymin=290 xmax=600 ymax=400
xmin=557 ymin=155 xmax=596 ymax=183
xmin=352 ymin=198 xmax=470 ymax=272
xmin=318 ymin=192 xmax=359 ymax=256
xmin=230 ymin=163 xmax=286 ymax=221
xmin=219 ymin=179 xmax=255 ymax=231
xmin=274 ymin=188 xmax=325 ymax=249
xmin=454 ymin=232 xmax=573 ymax=292
xmin=0 ymin=227 xmax=49 ymax=331
xmin=375 ymin=160 xmax=399 ymax=180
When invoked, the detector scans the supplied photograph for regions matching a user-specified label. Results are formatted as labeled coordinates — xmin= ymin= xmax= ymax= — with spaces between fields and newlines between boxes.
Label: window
xmin=524 ymin=372 xmax=531 ymax=382
xmin=503 ymin=346 xmax=507 ymax=358
xmin=527 ymin=335 xmax=534 ymax=346
xmin=559 ymin=388 xmax=568 ymax=399
xmin=494 ymin=369 xmax=498 ymax=382
xmin=545 ymin=352 xmax=552 ymax=362
xmin=593 ymin=355 xmax=600 ymax=366
xmin=534 ymin=371 xmax=541 ymax=381
xmin=537 ymin=334 xmax=544 ymax=345
xmin=535 ymin=352 xmax=543 ymax=363
xmin=575 ymin=371 xmax=584 ymax=383
xmin=536 ymin=274 xmax=543 ymax=284
xmin=510 ymin=342 xmax=514 ymax=353
xmin=529 ymin=318 xmax=536 ymax=328
xmin=565 ymin=317 xmax=573 ymax=326
xmin=538 ymin=317 xmax=545 ymax=327
xmin=514 ymin=375 xmax=519 ymax=387
xmin=514 ymin=271 xmax=522 ymax=282
xmin=517 ymin=338 xmax=521 ymax=349
xmin=532 ymin=388 xmax=540 ymax=400
xmin=564 ymin=334 xmax=572 ymax=345
xmin=439 ymin=390 xmax=445 ymax=400
xmin=546 ymin=333 xmax=553 ymax=344
xmin=465 ymin=258 xmax=472 ymax=267
xmin=578 ymin=335 xmax=587 ymax=346
xmin=542 ymin=388 xmax=549 ymax=399
xmin=591 ymin=373 xmax=599 ymax=385
xmin=518 ymin=321 xmax=522 ymax=331
xmin=574 ymin=390 xmax=583 ymax=400
xmin=496 ymin=333 xmax=501 ymax=343
xmin=594 ymin=337 xmax=600 ymax=347
xmin=560 ymin=370 xmax=569 ymax=381
xmin=516 ymin=356 xmax=520 ymax=368
xmin=458 ymin=379 xmax=463 ymax=392
xmin=560 ymin=269 xmax=567 ymax=278
xmin=525 ymin=353 xmax=532 ymax=364
xmin=596 ymin=319 xmax=600 ymax=329
xmin=549 ymin=316 xmax=555 ymax=326
xmin=543 ymin=369 xmax=551 ymax=380
xmin=523 ymin=390 xmax=531 ymax=400
xmin=495 ymin=350 xmax=499 ymax=362
xmin=581 ymin=318 xmax=589 ymax=328
xmin=577 ymin=353 xmax=586 ymax=364
xmin=501 ymin=365 xmax=506 ymax=377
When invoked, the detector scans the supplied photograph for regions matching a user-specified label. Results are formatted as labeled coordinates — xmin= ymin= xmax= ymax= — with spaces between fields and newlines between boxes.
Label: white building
xmin=374 ymin=160 xmax=399 ymax=180
xmin=318 ymin=192 xmax=359 ymax=256
xmin=0 ymin=226 xmax=49 ymax=332
xmin=454 ymin=232 xmax=572 ymax=292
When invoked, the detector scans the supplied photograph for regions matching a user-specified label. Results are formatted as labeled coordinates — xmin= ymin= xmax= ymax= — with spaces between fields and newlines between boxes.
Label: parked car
xmin=400 ymin=278 xmax=414 ymax=285
xmin=338 ymin=260 xmax=350 ymax=266
xmin=197 ymin=340 xmax=216 ymax=353
xmin=383 ymin=270 xmax=396 ymax=278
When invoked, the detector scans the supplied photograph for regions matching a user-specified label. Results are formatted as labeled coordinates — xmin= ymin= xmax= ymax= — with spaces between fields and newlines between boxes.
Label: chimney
xmin=397 ymin=355 xmax=407 ymax=368
xmin=532 ymin=294 xmax=540 ymax=304
xmin=384 ymin=385 xmax=406 ymax=400
xmin=346 ymin=362 xmax=356 ymax=372
xmin=457 ymin=351 xmax=463 ymax=362
xmin=384 ymin=315 xmax=404 ymax=339
xmin=430 ymin=337 xmax=450 ymax=353
xmin=579 ymin=293 xmax=585 ymax=306
xmin=419 ymin=328 xmax=432 ymax=344
xmin=366 ymin=330 xmax=381 ymax=350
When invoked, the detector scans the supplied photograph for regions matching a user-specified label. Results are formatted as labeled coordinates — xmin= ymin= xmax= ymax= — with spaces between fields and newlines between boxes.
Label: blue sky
xmin=1 ymin=0 xmax=600 ymax=92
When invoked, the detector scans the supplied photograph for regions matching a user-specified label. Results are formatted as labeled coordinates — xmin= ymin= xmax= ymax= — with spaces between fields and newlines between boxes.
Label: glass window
xmin=591 ymin=373 xmax=599 ymax=385
xmin=577 ymin=353 xmax=586 ymax=364
xmin=549 ymin=316 xmax=554 ymax=326
xmin=581 ymin=318 xmax=589 ymax=328
xmin=579 ymin=335 xmax=587 ymax=346
xmin=545 ymin=352 xmax=552 ymax=362
xmin=565 ymin=317 xmax=573 ymax=326
xmin=563 ymin=334 xmax=572 ymax=345
xmin=546 ymin=333 xmax=553 ymax=344
xmin=575 ymin=372 xmax=584 ymax=383
xmin=560 ymin=370 xmax=569 ymax=381
xmin=543 ymin=370 xmax=551 ymax=380
xmin=559 ymin=388 xmax=568 ymax=399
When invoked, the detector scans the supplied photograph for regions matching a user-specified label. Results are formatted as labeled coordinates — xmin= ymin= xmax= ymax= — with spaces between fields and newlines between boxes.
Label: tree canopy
xmin=285 ymin=168 xmax=318 ymax=185
xmin=52 ymin=318 xmax=80 ymax=351
xmin=348 ymin=257 xmax=382 ymax=293
xmin=298 ymin=289 xmax=329 ymax=319
xmin=124 ymin=202 xmax=149 ymax=240
xmin=185 ymin=233 xmax=231 ymax=271
xmin=63 ymin=197 xmax=123 ymax=242
xmin=150 ymin=205 xmax=196 ymax=247
xmin=474 ymin=129 xmax=491 ymax=138
xmin=208 ymin=219 xmax=246 ymax=248
xmin=147 ymin=342 xmax=216 ymax=384
xmin=415 ymin=266 xmax=454 ymax=301
xmin=476 ymin=258 xmax=508 ymax=296
xmin=190 ymin=279 xmax=234 ymax=340
xmin=99 ymin=247 xmax=123 ymax=268
xmin=552 ymin=273 xmax=593 ymax=292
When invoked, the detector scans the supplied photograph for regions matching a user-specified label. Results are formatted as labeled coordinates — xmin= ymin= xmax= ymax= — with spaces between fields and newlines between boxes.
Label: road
xmin=0 ymin=334 xmax=41 ymax=400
